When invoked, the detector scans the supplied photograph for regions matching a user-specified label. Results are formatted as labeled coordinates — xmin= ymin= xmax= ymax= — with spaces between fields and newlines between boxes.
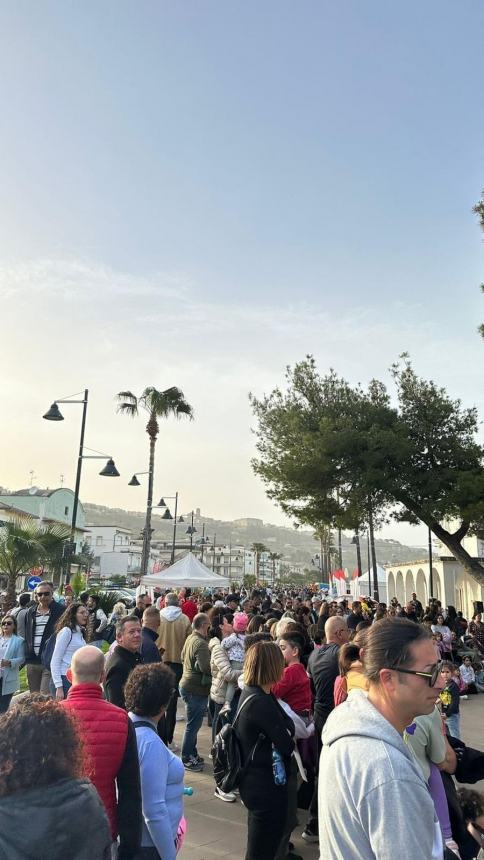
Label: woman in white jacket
xmin=51 ymin=603 xmax=88 ymax=700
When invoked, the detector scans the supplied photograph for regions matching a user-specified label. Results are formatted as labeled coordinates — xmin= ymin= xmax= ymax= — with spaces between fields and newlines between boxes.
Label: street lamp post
xmin=428 ymin=527 xmax=434 ymax=599
xmin=186 ymin=511 xmax=197 ymax=552
xmin=351 ymin=532 xmax=363 ymax=578
xmin=200 ymin=524 xmax=206 ymax=562
xmin=130 ymin=480 xmax=181 ymax=566
xmin=43 ymin=390 xmax=120 ymax=584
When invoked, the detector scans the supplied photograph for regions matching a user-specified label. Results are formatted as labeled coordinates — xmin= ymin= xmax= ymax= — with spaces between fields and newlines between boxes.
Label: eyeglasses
xmin=1 ymin=621 xmax=14 ymax=627
xmin=387 ymin=661 xmax=442 ymax=688
xmin=37 ymin=592 xmax=51 ymax=597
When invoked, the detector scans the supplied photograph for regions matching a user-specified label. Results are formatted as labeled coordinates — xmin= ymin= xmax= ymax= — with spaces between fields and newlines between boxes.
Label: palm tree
xmin=313 ymin=525 xmax=335 ymax=579
xmin=116 ymin=386 xmax=194 ymax=576
xmin=268 ymin=552 xmax=282 ymax=587
xmin=250 ymin=542 xmax=267 ymax=582
xmin=0 ymin=518 xmax=70 ymax=610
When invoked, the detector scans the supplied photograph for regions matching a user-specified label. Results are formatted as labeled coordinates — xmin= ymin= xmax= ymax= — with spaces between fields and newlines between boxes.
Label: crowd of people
xmin=0 ymin=580 xmax=484 ymax=859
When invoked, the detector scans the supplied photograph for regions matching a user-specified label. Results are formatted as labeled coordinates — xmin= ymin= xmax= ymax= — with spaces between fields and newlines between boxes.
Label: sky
xmin=1 ymin=1 xmax=483 ymax=546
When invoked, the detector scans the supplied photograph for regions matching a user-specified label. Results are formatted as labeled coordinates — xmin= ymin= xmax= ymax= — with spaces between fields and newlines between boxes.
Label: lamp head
xmin=99 ymin=458 xmax=120 ymax=477
xmin=43 ymin=403 xmax=64 ymax=421
xmin=128 ymin=475 xmax=140 ymax=486
xmin=161 ymin=509 xmax=173 ymax=520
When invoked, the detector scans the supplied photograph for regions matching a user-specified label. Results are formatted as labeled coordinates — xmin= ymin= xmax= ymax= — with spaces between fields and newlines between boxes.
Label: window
xmin=64 ymin=506 xmax=69 ymax=516
xmin=96 ymin=536 xmax=103 ymax=546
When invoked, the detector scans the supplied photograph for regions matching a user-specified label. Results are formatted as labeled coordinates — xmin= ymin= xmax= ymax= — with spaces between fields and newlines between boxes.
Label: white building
xmin=189 ymin=545 xmax=282 ymax=584
xmin=385 ymin=551 xmax=484 ymax=618
xmin=84 ymin=525 xmax=143 ymax=578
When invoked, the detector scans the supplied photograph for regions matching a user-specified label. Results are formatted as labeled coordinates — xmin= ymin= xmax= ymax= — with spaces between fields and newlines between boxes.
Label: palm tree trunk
xmin=5 ymin=569 xmax=19 ymax=612
xmin=141 ymin=429 xmax=157 ymax=577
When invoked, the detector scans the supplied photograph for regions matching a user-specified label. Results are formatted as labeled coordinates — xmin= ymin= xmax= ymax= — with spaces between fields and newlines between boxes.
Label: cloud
xmin=0 ymin=258 xmax=191 ymax=301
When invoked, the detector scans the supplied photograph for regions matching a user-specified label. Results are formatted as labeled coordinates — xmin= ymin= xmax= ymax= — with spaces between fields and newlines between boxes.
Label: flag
xmin=332 ymin=568 xmax=346 ymax=581
xmin=352 ymin=568 xmax=361 ymax=580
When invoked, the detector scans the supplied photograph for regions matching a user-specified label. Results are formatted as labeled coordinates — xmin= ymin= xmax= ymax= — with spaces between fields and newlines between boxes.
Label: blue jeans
xmin=180 ymin=687 xmax=207 ymax=761
xmin=446 ymin=713 xmax=461 ymax=740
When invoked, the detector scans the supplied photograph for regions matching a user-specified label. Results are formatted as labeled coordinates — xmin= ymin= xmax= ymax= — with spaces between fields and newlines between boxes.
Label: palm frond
xmin=116 ymin=390 xmax=139 ymax=416
xmin=139 ymin=386 xmax=194 ymax=420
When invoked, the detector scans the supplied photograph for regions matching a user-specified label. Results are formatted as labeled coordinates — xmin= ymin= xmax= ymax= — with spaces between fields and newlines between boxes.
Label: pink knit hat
xmin=233 ymin=611 xmax=249 ymax=633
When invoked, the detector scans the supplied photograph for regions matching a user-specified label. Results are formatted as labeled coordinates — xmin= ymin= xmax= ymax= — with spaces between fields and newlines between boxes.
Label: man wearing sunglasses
xmin=24 ymin=581 xmax=65 ymax=693
xmin=319 ymin=617 xmax=447 ymax=860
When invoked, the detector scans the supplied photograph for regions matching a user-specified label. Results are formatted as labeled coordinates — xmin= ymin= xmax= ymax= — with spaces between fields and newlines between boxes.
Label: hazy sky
xmin=1 ymin=1 xmax=483 ymax=546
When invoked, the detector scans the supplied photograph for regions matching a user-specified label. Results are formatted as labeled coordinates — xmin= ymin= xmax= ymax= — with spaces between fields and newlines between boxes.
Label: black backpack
xmin=211 ymin=694 xmax=264 ymax=793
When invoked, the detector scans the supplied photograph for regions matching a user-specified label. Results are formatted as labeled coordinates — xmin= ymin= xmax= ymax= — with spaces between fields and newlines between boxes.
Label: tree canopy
xmin=250 ymin=356 xmax=484 ymax=585
xmin=0 ymin=518 xmax=70 ymax=609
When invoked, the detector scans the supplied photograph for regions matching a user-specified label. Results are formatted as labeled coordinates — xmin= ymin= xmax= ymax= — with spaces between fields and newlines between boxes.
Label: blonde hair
xmin=244 ymin=640 xmax=284 ymax=687
xmin=113 ymin=602 xmax=128 ymax=617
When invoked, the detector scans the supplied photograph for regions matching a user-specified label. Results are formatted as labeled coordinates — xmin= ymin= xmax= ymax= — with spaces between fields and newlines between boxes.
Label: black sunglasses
xmin=37 ymin=592 xmax=51 ymax=597
xmin=386 ymin=661 xmax=442 ymax=688
xmin=1 ymin=621 xmax=14 ymax=627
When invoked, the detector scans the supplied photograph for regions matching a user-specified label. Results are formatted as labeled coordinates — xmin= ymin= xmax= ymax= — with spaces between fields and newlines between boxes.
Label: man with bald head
xmin=62 ymin=646 xmax=141 ymax=860
xmin=302 ymin=616 xmax=350 ymax=844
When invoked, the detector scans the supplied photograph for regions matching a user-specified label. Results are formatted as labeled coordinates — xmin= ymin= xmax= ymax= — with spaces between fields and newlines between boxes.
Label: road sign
xmin=27 ymin=575 xmax=42 ymax=590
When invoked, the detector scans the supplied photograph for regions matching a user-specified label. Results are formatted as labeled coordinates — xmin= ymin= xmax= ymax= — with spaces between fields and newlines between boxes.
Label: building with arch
xmin=385 ymin=551 xmax=484 ymax=618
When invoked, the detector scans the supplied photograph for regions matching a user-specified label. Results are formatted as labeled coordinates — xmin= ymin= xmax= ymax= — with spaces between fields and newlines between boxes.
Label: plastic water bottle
xmin=271 ymin=747 xmax=286 ymax=786
xmin=183 ymin=786 xmax=194 ymax=796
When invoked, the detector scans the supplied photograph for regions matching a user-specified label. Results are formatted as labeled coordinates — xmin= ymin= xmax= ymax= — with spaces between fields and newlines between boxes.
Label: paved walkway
xmin=178 ymin=695 xmax=484 ymax=859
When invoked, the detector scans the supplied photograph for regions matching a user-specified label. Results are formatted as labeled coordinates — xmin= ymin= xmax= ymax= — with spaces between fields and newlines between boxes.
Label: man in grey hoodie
xmin=157 ymin=592 xmax=191 ymax=747
xmin=319 ymin=617 xmax=446 ymax=859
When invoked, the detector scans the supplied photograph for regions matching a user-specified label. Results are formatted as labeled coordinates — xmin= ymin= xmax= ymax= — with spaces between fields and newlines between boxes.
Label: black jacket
xmin=104 ymin=646 xmax=142 ymax=710
xmin=346 ymin=612 xmax=363 ymax=631
xmin=23 ymin=601 xmax=65 ymax=663
xmin=307 ymin=642 xmax=340 ymax=729
xmin=141 ymin=627 xmax=161 ymax=664
xmin=0 ymin=778 xmax=111 ymax=860
xmin=237 ymin=685 xmax=295 ymax=799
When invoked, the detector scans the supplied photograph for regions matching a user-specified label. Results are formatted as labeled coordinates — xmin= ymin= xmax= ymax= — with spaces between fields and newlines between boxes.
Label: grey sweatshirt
xmin=319 ymin=691 xmax=443 ymax=860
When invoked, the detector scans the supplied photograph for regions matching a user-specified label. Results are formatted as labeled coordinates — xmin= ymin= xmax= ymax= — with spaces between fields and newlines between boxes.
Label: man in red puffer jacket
xmin=180 ymin=588 xmax=198 ymax=623
xmin=62 ymin=646 xmax=141 ymax=859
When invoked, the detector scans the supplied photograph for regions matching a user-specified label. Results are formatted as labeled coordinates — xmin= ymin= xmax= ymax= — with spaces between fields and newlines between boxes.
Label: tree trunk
xmin=429 ymin=521 xmax=484 ymax=587
xmin=368 ymin=498 xmax=380 ymax=601
xmin=141 ymin=428 xmax=157 ymax=577
xmin=5 ymin=569 xmax=20 ymax=612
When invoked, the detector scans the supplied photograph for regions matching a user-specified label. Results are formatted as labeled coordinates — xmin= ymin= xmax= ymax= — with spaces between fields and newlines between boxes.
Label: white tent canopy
xmin=140 ymin=552 xmax=230 ymax=590
xmin=350 ymin=564 xmax=388 ymax=602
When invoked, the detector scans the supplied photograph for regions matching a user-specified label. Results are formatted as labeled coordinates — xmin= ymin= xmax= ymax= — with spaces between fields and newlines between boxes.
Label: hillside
xmin=84 ymin=502 xmax=424 ymax=570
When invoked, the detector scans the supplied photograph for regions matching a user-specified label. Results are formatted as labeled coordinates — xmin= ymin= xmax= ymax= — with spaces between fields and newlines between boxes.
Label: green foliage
xmin=250 ymin=356 xmax=484 ymax=583
xmin=69 ymin=571 xmax=87 ymax=598
xmin=0 ymin=518 xmax=70 ymax=609
xmin=116 ymin=386 xmax=194 ymax=429
xmin=88 ymin=590 xmax=120 ymax=616
xmin=243 ymin=574 xmax=256 ymax=588
xmin=72 ymin=541 xmax=95 ymax=573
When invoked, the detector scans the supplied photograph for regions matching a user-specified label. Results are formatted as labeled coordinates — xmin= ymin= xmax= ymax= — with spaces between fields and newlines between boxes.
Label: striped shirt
xmin=33 ymin=610 xmax=50 ymax=656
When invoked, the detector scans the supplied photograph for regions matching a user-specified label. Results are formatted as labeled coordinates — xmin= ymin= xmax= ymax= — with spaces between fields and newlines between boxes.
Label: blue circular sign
xmin=27 ymin=575 xmax=42 ymax=590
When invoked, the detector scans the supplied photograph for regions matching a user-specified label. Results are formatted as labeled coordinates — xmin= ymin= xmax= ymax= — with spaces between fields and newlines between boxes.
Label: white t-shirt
xmin=34 ymin=611 xmax=50 ymax=656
